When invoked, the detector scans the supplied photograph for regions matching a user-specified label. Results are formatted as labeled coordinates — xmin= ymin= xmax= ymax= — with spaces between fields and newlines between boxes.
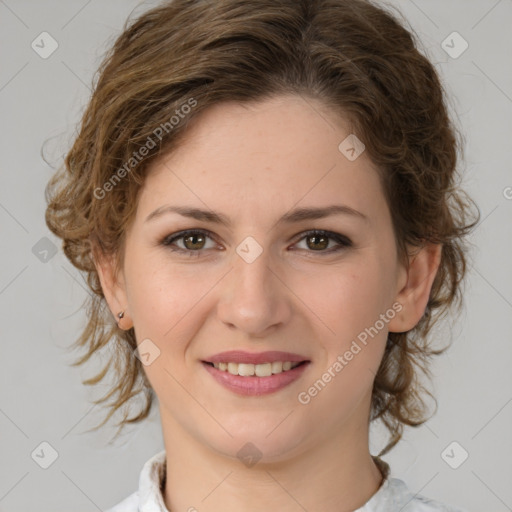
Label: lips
xmin=203 ymin=350 xmax=310 ymax=365
xmin=202 ymin=359 xmax=310 ymax=396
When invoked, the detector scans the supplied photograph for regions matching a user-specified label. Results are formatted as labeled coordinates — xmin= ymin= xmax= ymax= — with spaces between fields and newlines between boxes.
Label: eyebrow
xmin=144 ymin=204 xmax=368 ymax=226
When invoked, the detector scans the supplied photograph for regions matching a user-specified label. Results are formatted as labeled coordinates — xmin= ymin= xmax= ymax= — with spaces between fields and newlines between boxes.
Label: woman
xmin=45 ymin=0 xmax=478 ymax=510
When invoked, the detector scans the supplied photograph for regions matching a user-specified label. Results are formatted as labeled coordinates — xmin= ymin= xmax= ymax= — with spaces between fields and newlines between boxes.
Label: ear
xmin=388 ymin=243 xmax=442 ymax=333
xmin=92 ymin=245 xmax=133 ymax=331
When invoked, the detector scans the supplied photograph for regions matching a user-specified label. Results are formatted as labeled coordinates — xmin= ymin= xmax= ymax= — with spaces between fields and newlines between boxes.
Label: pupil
xmin=186 ymin=234 xmax=204 ymax=250
xmin=309 ymin=234 xmax=328 ymax=250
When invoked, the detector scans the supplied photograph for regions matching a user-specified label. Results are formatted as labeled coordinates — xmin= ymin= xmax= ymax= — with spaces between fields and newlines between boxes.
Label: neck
xmin=160 ymin=408 xmax=385 ymax=512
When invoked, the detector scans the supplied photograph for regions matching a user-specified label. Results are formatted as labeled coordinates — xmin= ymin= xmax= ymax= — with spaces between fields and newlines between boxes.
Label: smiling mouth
xmin=203 ymin=360 xmax=308 ymax=377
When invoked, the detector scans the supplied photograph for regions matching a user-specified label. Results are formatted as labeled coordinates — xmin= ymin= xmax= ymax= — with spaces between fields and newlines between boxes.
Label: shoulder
xmin=103 ymin=450 xmax=167 ymax=512
xmin=104 ymin=491 xmax=139 ymax=512
xmin=383 ymin=478 xmax=469 ymax=512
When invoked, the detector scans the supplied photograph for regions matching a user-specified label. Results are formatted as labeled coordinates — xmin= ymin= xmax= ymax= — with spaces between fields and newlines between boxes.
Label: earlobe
xmin=388 ymin=243 xmax=442 ymax=333
xmin=92 ymin=246 xmax=133 ymax=330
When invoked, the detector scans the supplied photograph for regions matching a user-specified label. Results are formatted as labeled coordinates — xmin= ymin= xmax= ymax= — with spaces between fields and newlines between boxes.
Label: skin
xmin=96 ymin=94 xmax=441 ymax=512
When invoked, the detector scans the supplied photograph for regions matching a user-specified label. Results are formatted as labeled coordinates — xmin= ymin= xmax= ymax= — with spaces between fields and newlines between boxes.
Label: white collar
xmin=130 ymin=450 xmax=463 ymax=512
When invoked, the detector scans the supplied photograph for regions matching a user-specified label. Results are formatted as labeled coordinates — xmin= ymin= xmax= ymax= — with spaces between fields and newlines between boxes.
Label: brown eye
xmin=161 ymin=229 xmax=217 ymax=256
xmin=305 ymin=232 xmax=330 ymax=251
xmin=161 ymin=228 xmax=352 ymax=257
xmin=182 ymin=232 xmax=206 ymax=250
xmin=293 ymin=230 xmax=353 ymax=255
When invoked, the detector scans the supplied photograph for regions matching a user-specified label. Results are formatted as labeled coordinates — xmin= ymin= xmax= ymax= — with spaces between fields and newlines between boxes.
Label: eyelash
xmin=160 ymin=229 xmax=353 ymax=258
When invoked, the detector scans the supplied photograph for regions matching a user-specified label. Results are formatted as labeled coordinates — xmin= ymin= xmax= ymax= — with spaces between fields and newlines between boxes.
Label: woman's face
xmin=106 ymin=94 xmax=413 ymax=461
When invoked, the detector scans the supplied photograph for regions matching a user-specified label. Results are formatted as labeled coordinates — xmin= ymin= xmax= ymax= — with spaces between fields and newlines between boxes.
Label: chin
xmin=204 ymin=420 xmax=308 ymax=464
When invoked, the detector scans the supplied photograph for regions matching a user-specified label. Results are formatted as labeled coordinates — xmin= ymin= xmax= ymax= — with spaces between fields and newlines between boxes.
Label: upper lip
xmin=203 ymin=350 xmax=310 ymax=365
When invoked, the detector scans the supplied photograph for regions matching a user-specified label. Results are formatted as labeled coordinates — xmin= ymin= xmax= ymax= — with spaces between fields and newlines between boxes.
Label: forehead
xmin=136 ymin=94 xmax=385 ymax=225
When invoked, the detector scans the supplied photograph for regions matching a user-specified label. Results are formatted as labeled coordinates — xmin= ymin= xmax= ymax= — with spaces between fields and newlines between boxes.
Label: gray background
xmin=1 ymin=1 xmax=511 ymax=511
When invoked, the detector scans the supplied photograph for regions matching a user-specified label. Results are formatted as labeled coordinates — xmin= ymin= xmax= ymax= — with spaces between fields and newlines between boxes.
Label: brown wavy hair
xmin=44 ymin=0 xmax=479 ymax=455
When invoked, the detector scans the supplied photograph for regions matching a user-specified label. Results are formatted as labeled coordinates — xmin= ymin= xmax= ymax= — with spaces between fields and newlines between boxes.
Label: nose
xmin=216 ymin=247 xmax=292 ymax=337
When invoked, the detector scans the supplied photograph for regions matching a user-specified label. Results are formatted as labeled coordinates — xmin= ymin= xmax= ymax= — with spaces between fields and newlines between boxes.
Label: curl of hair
xmin=45 ymin=0 xmax=479 ymax=455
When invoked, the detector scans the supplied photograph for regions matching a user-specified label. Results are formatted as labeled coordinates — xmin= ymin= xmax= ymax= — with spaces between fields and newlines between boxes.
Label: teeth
xmin=212 ymin=361 xmax=302 ymax=376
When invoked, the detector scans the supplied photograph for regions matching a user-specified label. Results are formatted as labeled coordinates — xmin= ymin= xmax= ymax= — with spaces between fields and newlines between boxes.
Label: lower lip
xmin=202 ymin=361 xmax=310 ymax=396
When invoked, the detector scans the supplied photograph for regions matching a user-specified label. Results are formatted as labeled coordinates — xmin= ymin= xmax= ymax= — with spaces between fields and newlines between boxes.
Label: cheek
xmin=124 ymin=253 xmax=224 ymax=363
xmin=124 ymin=251 xmax=188 ymax=340
xmin=306 ymin=259 xmax=394 ymax=342
xmin=295 ymin=264 xmax=391 ymax=418
xmin=124 ymin=258 xmax=206 ymax=391
xmin=299 ymin=254 xmax=395 ymax=400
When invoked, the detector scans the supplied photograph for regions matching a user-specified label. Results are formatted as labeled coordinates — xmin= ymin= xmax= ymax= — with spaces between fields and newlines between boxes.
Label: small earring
xmin=117 ymin=311 xmax=125 ymax=320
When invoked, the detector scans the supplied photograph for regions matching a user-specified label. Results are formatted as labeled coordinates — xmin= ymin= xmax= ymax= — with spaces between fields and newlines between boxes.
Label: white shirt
xmin=105 ymin=450 xmax=468 ymax=512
